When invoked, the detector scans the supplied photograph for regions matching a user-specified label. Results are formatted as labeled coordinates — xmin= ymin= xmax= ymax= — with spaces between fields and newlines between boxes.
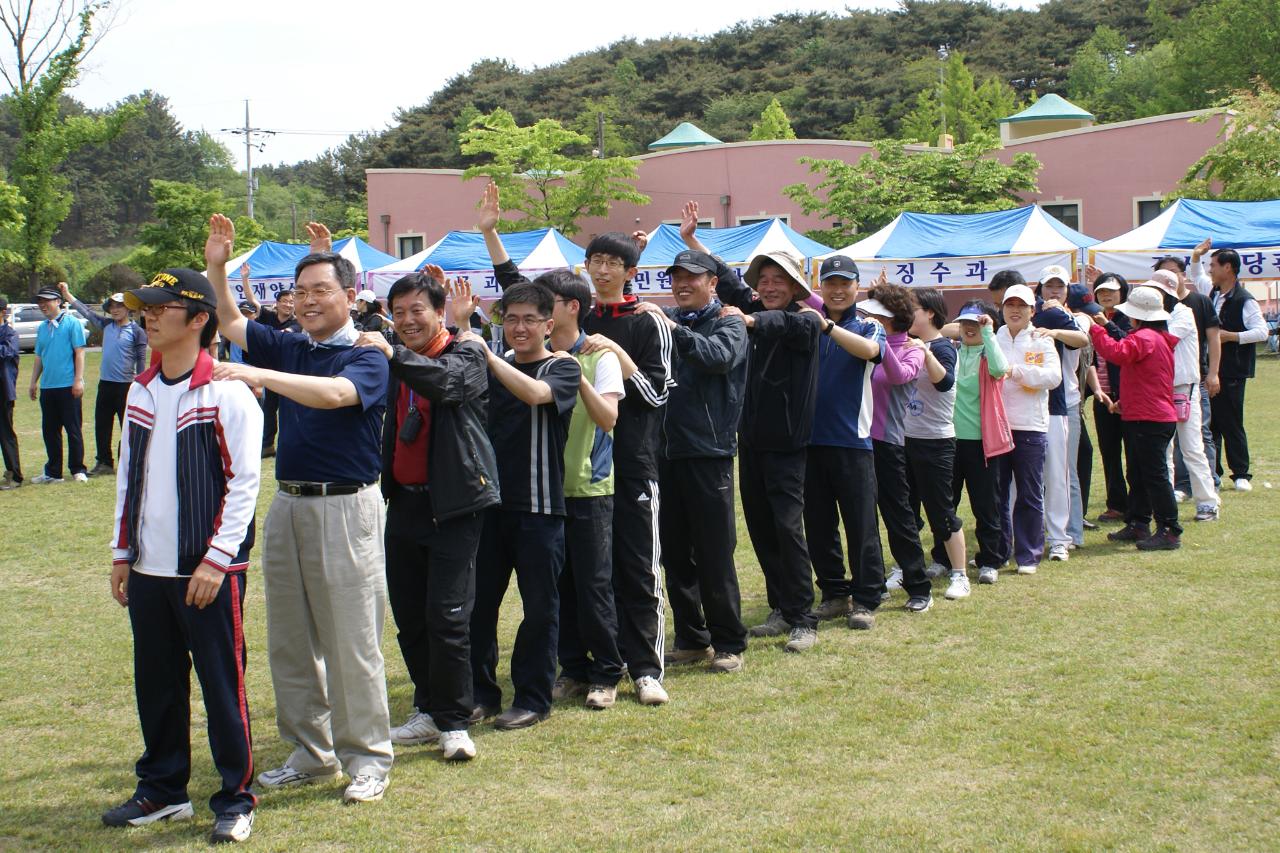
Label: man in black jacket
xmin=356 ymin=270 xmax=500 ymax=762
xmin=637 ymin=245 xmax=749 ymax=674
xmin=1207 ymin=248 xmax=1268 ymax=491
xmin=689 ymin=212 xmax=822 ymax=653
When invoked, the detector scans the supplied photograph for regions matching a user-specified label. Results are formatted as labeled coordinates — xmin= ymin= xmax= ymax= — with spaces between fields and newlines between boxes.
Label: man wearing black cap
xmin=681 ymin=202 xmax=824 ymax=654
xmin=29 ymin=284 xmax=88 ymax=483
xmin=104 ymin=268 xmax=262 ymax=844
xmin=804 ymin=255 xmax=888 ymax=628
xmin=205 ymin=214 xmax=394 ymax=805
xmin=636 ymin=248 xmax=750 ymax=673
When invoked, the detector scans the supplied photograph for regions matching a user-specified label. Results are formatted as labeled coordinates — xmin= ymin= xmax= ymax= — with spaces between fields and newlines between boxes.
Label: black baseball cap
xmin=666 ymin=250 xmax=717 ymax=276
xmin=125 ymin=269 xmax=218 ymax=312
xmin=35 ymin=287 xmax=61 ymax=301
xmin=819 ymin=255 xmax=859 ymax=281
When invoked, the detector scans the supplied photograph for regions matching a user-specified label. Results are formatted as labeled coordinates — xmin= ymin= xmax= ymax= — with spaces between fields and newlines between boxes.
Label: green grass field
xmin=2 ymin=351 xmax=1278 ymax=851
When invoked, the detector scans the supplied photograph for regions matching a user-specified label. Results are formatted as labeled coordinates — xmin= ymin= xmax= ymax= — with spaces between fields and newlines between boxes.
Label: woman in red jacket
xmin=1079 ymin=285 xmax=1182 ymax=550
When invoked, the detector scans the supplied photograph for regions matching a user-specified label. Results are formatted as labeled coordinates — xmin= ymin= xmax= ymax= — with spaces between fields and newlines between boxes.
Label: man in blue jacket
xmin=0 ymin=298 xmax=20 ymax=489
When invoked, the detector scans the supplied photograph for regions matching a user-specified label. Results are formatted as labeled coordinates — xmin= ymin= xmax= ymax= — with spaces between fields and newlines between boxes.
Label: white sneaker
xmin=1017 ymin=564 xmax=1038 ymax=575
xmin=343 ymin=774 xmax=388 ymax=803
xmin=1235 ymin=478 xmax=1253 ymax=492
xmin=390 ymin=710 xmax=439 ymax=746
xmin=1173 ymin=489 xmax=1187 ymax=503
xmin=210 ymin=810 xmax=254 ymax=843
xmin=30 ymin=473 xmax=63 ymax=485
xmin=884 ymin=566 xmax=903 ymax=591
xmin=1049 ymin=544 xmax=1070 ymax=562
xmin=257 ymin=765 xmax=340 ymax=788
xmin=439 ymin=730 xmax=476 ymax=761
xmin=945 ymin=572 xmax=971 ymax=600
xmin=967 ymin=557 xmax=977 ymax=568
xmin=72 ymin=471 xmax=89 ymax=482
xmin=634 ymin=675 xmax=669 ymax=706
xmin=977 ymin=567 xmax=998 ymax=584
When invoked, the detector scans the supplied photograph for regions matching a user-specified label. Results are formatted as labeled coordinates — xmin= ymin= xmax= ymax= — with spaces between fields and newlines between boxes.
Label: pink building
xmin=366 ymin=108 xmax=1227 ymax=259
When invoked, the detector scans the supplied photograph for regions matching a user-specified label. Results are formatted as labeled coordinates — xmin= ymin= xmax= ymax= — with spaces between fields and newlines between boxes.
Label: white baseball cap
xmin=1117 ymin=286 xmax=1171 ymax=322
xmin=1039 ymin=264 xmax=1071 ymax=285
xmin=356 ymin=289 xmax=378 ymax=304
xmin=1146 ymin=269 xmax=1180 ymax=297
xmin=856 ymin=298 xmax=892 ymax=318
xmin=1001 ymin=283 xmax=1037 ymax=305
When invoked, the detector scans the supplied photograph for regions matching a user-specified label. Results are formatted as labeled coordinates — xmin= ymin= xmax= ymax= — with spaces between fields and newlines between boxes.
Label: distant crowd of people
xmin=0 ymin=184 xmax=1270 ymax=845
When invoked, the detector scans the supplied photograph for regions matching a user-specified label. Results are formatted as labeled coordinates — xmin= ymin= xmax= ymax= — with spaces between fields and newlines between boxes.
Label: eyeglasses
xmin=587 ymin=256 xmax=626 ymax=271
xmin=501 ymin=314 xmax=550 ymax=328
xmin=294 ymin=287 xmax=339 ymax=302
xmin=141 ymin=304 xmax=188 ymax=318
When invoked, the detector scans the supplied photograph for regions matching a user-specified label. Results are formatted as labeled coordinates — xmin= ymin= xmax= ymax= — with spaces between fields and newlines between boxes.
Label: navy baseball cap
xmin=125 ymin=269 xmax=218 ymax=312
xmin=666 ymin=250 xmax=717 ymax=276
xmin=1067 ymin=283 xmax=1102 ymax=316
xmin=819 ymin=255 xmax=860 ymax=281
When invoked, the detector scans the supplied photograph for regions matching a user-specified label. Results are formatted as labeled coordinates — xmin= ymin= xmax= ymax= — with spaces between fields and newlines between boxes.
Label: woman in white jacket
xmin=994 ymin=284 xmax=1062 ymax=576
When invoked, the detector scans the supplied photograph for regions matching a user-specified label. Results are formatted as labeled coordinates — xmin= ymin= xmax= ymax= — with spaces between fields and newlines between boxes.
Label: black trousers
xmin=558 ymin=495 xmax=625 ymax=686
xmin=0 ymin=399 xmax=21 ymax=481
xmin=1093 ymin=399 xmax=1127 ymax=514
xmin=262 ymin=389 xmax=280 ymax=449
xmin=384 ymin=492 xmax=482 ymax=732
xmin=39 ymin=386 xmax=85 ymax=478
xmin=1077 ymin=406 xmax=1093 ymax=519
xmin=660 ymin=457 xmax=747 ymax=655
xmin=740 ymin=448 xmax=815 ymax=630
xmin=1210 ymin=377 xmax=1250 ymax=481
xmin=1123 ymin=420 xmax=1182 ymax=534
xmin=952 ymin=438 xmax=1007 ymax=568
xmin=127 ymin=570 xmax=255 ymax=817
xmin=804 ymin=445 xmax=885 ymax=611
xmin=471 ymin=509 xmax=563 ymax=715
xmin=95 ymin=379 xmax=130 ymax=467
xmin=905 ymin=436 xmax=965 ymax=570
xmin=872 ymin=440 xmax=931 ymax=598
xmin=612 ymin=476 xmax=666 ymax=681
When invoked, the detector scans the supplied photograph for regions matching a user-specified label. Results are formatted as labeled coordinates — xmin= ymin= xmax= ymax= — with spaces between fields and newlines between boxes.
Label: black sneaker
xmin=88 ymin=462 xmax=115 ymax=477
xmin=1107 ymin=523 xmax=1149 ymax=542
xmin=102 ymin=797 xmax=195 ymax=827
xmin=905 ymin=595 xmax=933 ymax=613
xmin=1136 ymin=529 xmax=1181 ymax=551
xmin=210 ymin=811 xmax=254 ymax=844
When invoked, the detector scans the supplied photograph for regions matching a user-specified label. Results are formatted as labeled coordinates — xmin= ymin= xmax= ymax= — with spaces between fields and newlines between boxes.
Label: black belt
xmin=397 ymin=484 xmax=430 ymax=494
xmin=277 ymin=480 xmax=372 ymax=497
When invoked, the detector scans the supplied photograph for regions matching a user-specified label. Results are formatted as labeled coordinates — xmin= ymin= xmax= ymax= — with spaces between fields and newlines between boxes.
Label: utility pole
xmin=221 ymin=100 xmax=275 ymax=219
xmin=597 ymin=111 xmax=605 ymax=158
xmin=938 ymin=45 xmax=950 ymax=147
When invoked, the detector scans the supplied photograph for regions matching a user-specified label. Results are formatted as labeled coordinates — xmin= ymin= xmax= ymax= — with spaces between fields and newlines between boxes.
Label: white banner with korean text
xmin=848 ymin=252 xmax=1078 ymax=290
xmin=1089 ymin=248 xmax=1280 ymax=285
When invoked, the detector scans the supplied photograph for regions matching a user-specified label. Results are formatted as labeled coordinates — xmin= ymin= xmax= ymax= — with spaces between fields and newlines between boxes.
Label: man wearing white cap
xmin=1145 ymin=269 xmax=1219 ymax=521
xmin=715 ymin=248 xmax=824 ymax=653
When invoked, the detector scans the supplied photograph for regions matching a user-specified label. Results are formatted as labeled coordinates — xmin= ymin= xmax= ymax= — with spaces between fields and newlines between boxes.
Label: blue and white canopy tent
xmin=821 ymin=205 xmax=1097 ymax=289
xmin=210 ymin=236 xmax=398 ymax=302
xmin=628 ymin=219 xmax=835 ymax=294
xmin=366 ymin=228 xmax=586 ymax=297
xmin=1089 ymin=198 xmax=1280 ymax=285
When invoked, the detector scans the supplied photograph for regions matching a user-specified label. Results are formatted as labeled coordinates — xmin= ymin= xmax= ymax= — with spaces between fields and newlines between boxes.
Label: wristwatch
xmin=823 ymin=319 xmax=835 ymax=336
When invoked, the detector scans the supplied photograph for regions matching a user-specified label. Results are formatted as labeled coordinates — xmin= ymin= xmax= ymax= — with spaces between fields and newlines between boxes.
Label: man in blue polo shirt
xmin=29 ymin=285 xmax=88 ymax=484
xmin=205 ymin=214 xmax=393 ymax=805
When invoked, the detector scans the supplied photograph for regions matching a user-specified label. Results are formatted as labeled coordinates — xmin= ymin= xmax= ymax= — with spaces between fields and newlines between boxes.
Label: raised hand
xmin=1192 ymin=237 xmax=1212 ymax=261
xmin=477 ymin=181 xmax=501 ymax=233
xmin=679 ymin=201 xmax=700 ymax=244
xmin=205 ymin=214 xmax=236 ymax=269
xmin=57 ymin=281 xmax=71 ymax=301
xmin=305 ymin=221 xmax=332 ymax=254
xmin=424 ymin=263 xmax=446 ymax=284
xmin=239 ymin=263 xmax=252 ymax=280
xmin=1084 ymin=263 xmax=1101 ymax=286
xmin=632 ymin=230 xmax=650 ymax=252
xmin=445 ymin=278 xmax=480 ymax=329
xmin=871 ymin=267 xmax=889 ymax=289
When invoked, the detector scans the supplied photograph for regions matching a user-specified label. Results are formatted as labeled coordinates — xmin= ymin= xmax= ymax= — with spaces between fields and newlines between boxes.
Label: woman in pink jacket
xmin=1081 ymin=285 xmax=1182 ymax=550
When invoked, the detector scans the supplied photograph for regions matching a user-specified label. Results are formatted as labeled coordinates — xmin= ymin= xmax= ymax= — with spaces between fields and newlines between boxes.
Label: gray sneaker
xmin=708 ymin=652 xmax=744 ymax=673
xmin=813 ymin=596 xmax=852 ymax=621
xmin=977 ymin=566 xmax=999 ymax=585
xmin=923 ymin=561 xmax=950 ymax=579
xmin=847 ymin=605 xmax=875 ymax=630
xmin=664 ymin=646 xmax=712 ymax=666
xmin=551 ymin=676 xmax=588 ymax=700
xmin=783 ymin=627 xmax=817 ymax=653
xmin=748 ymin=609 xmax=788 ymax=637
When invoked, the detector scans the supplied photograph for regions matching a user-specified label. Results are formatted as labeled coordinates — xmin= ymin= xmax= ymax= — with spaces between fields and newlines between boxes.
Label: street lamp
xmin=938 ymin=45 xmax=950 ymax=146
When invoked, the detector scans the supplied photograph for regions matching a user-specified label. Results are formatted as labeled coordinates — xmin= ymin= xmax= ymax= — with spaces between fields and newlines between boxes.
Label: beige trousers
xmin=262 ymin=485 xmax=393 ymax=779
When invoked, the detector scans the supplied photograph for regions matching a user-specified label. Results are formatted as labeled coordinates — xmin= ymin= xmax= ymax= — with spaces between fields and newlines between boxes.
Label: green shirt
xmin=953 ymin=325 xmax=1008 ymax=441
xmin=562 ymin=346 xmax=623 ymax=498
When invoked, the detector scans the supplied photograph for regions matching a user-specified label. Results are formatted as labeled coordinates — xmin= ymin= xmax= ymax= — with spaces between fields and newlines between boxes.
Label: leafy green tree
xmin=1 ymin=3 xmax=140 ymax=294
xmin=1174 ymin=85 xmax=1280 ymax=201
xmin=1168 ymin=0 xmax=1280 ymax=103
xmin=459 ymin=108 xmax=648 ymax=235
xmin=750 ymin=98 xmax=797 ymax=141
xmin=901 ymin=52 xmax=1019 ymax=145
xmin=784 ymin=133 xmax=1041 ymax=244
xmin=569 ymin=96 xmax=633 ymax=157
xmin=138 ymin=180 xmax=268 ymax=274
xmin=1067 ymin=26 xmax=1182 ymax=122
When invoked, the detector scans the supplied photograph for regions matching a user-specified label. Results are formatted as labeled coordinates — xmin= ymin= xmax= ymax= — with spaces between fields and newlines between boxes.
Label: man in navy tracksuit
xmin=105 ymin=270 xmax=263 ymax=845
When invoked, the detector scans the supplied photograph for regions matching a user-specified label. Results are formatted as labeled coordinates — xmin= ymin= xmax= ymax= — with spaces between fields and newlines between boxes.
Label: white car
xmin=9 ymin=303 xmax=93 ymax=352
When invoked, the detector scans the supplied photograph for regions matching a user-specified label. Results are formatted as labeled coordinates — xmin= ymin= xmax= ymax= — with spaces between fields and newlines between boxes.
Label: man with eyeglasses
xmin=467 ymin=281 xmax=581 ymax=730
xmin=477 ymin=183 xmax=674 ymax=706
xmin=205 ymin=214 xmax=394 ymax=805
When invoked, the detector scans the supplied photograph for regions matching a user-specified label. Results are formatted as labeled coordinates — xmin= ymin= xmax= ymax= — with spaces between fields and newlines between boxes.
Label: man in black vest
xmin=1207 ymin=248 xmax=1268 ymax=491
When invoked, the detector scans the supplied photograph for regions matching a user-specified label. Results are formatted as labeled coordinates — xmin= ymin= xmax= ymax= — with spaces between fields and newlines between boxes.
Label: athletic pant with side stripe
xmin=127 ymin=570 xmax=256 ymax=817
xmin=612 ymin=476 xmax=666 ymax=682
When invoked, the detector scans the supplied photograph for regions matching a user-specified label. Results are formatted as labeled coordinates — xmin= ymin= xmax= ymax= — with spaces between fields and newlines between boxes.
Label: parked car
xmin=9 ymin=303 xmax=93 ymax=352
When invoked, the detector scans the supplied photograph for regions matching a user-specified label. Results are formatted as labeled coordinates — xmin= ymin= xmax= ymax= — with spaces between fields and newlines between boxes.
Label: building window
xmin=1041 ymin=202 xmax=1081 ymax=232
xmin=398 ymin=235 xmax=423 ymax=258
xmin=662 ymin=218 xmax=715 ymax=229
xmin=1136 ymin=199 xmax=1164 ymax=226
xmin=736 ymin=214 xmax=790 ymax=227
